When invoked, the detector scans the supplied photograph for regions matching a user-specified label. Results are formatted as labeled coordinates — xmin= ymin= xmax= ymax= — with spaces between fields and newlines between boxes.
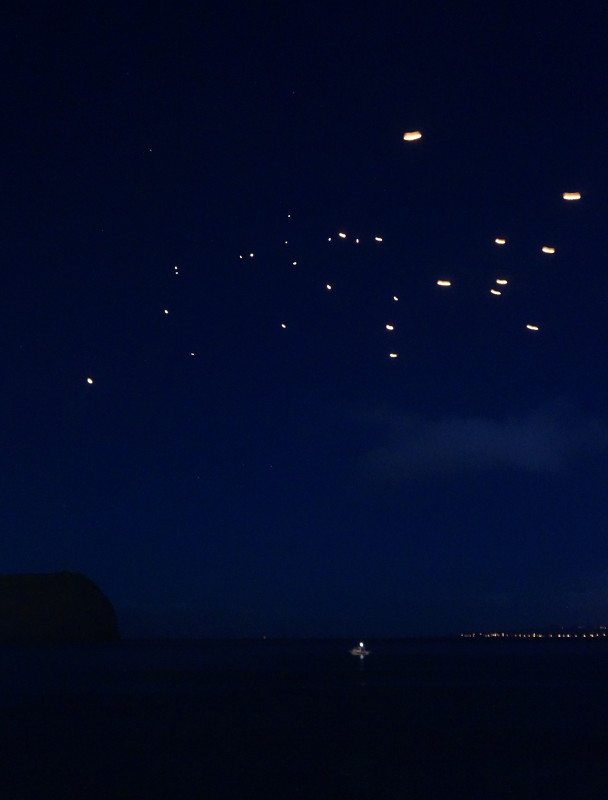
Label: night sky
xmin=3 ymin=2 xmax=608 ymax=637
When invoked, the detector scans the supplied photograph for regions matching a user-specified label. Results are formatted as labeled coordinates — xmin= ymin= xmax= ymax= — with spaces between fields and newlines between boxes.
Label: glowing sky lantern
xmin=494 ymin=238 xmax=506 ymax=245
xmin=541 ymin=246 xmax=555 ymax=254
xmin=437 ymin=280 xmax=451 ymax=287
xmin=403 ymin=131 xmax=422 ymax=141
xmin=86 ymin=377 xmax=94 ymax=384
xmin=562 ymin=192 xmax=581 ymax=200
xmin=526 ymin=324 xmax=539 ymax=331
xmin=385 ymin=324 xmax=394 ymax=331
xmin=496 ymin=279 xmax=508 ymax=285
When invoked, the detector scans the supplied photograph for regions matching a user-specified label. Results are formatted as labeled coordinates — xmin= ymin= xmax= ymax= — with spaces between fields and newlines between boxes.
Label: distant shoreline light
xmin=461 ymin=628 xmax=607 ymax=639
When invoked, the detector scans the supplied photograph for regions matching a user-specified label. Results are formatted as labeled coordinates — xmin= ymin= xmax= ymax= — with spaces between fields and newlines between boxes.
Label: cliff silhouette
xmin=0 ymin=571 xmax=119 ymax=643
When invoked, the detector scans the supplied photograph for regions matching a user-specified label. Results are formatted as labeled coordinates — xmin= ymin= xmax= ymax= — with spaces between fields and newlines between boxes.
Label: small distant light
xmin=403 ymin=131 xmax=422 ymax=141
xmin=86 ymin=377 xmax=94 ymax=384
xmin=164 ymin=309 xmax=169 ymax=314
xmin=355 ymin=238 xmax=360 ymax=244
xmin=374 ymin=236 xmax=383 ymax=242
xmin=239 ymin=254 xmax=243 ymax=259
xmin=496 ymin=279 xmax=508 ymax=285
xmin=287 ymin=214 xmax=291 ymax=218
xmin=190 ymin=352 xmax=195 ymax=356
xmin=284 ymin=240 xmax=288 ymax=244
xmin=328 ymin=237 xmax=332 ymax=242
xmin=437 ymin=280 xmax=451 ymax=287
xmin=562 ymin=192 xmax=581 ymax=200
xmin=385 ymin=324 xmax=394 ymax=330
xmin=281 ymin=323 xmax=286 ymax=329
xmin=526 ymin=324 xmax=539 ymax=331
xmin=326 ymin=284 xmax=332 ymax=290
xmin=541 ymin=246 xmax=555 ymax=254
xmin=292 ymin=261 xmax=297 ymax=265
xmin=249 ymin=253 xmax=254 ymax=258
xmin=495 ymin=238 xmax=506 ymax=245
xmin=490 ymin=289 xmax=501 ymax=295
xmin=389 ymin=353 xmax=398 ymax=358
xmin=393 ymin=296 xmax=399 ymax=301
xmin=338 ymin=232 xmax=347 ymax=239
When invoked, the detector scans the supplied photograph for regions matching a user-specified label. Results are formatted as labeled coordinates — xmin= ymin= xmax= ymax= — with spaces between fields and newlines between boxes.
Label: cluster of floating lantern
xmin=98 ymin=132 xmax=580 ymax=390
xmin=242 ymin=170 xmax=581 ymax=363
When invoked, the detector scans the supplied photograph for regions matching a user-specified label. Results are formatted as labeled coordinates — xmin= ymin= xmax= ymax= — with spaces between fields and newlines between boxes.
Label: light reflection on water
xmin=2 ymin=637 xmax=607 ymax=701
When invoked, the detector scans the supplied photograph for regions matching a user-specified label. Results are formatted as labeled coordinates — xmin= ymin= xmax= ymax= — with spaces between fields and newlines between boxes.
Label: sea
xmin=1 ymin=637 xmax=607 ymax=799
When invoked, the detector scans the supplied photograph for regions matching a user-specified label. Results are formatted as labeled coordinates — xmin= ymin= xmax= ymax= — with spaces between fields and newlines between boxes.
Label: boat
xmin=349 ymin=641 xmax=370 ymax=659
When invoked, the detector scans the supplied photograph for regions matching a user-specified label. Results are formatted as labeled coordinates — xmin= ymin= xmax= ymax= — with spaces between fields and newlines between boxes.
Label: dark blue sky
xmin=3 ymin=2 xmax=608 ymax=636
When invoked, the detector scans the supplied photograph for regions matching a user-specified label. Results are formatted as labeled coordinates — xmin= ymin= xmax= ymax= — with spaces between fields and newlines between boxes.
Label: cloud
xmin=360 ymin=402 xmax=608 ymax=481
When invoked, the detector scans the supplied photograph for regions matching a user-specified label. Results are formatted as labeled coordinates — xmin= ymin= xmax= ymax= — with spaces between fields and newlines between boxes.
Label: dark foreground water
xmin=1 ymin=638 xmax=607 ymax=799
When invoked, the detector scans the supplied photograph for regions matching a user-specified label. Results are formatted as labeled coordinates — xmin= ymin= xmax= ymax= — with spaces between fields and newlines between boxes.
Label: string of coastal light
xmin=461 ymin=629 xmax=606 ymax=639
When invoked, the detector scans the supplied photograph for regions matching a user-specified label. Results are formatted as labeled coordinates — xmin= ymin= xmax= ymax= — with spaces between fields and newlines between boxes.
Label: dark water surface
xmin=1 ymin=638 xmax=607 ymax=798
